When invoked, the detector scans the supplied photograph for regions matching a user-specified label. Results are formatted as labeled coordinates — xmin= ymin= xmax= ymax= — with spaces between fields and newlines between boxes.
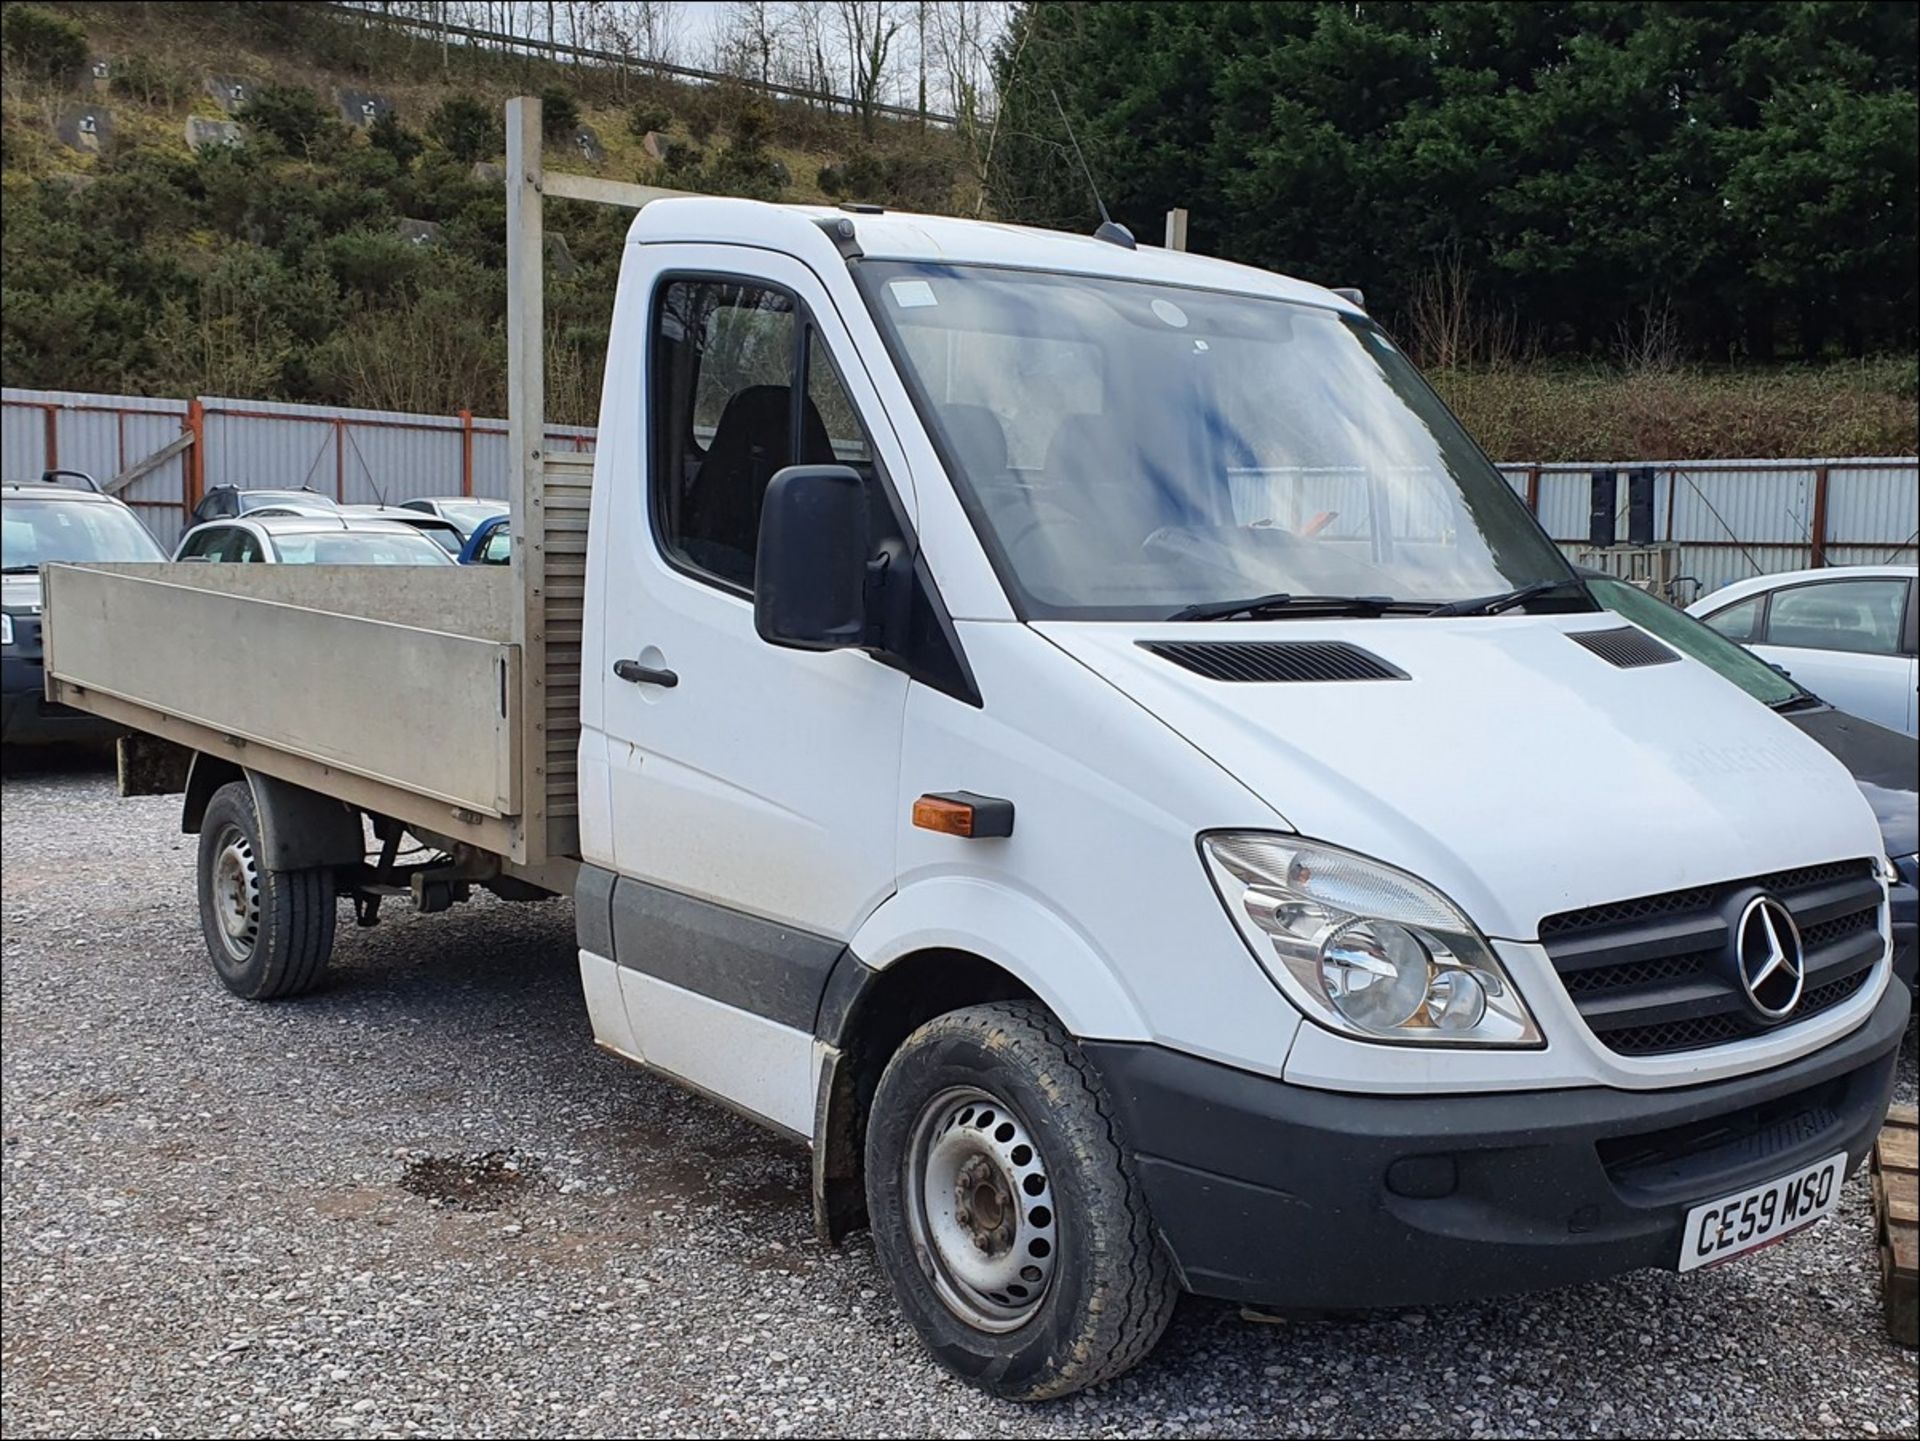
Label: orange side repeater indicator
xmin=912 ymin=791 xmax=1015 ymax=839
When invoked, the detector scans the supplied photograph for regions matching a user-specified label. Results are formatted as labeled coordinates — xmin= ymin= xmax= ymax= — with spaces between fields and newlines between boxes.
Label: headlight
xmin=1201 ymin=833 xmax=1541 ymax=1046
xmin=0 ymin=612 xmax=12 ymax=646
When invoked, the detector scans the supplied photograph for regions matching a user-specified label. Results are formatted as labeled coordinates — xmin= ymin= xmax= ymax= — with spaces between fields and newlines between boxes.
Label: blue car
xmin=457 ymin=513 xmax=511 ymax=565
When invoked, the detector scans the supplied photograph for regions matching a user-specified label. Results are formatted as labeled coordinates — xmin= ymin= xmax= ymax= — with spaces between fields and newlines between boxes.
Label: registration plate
xmin=1678 ymin=1151 xmax=1847 ymax=1272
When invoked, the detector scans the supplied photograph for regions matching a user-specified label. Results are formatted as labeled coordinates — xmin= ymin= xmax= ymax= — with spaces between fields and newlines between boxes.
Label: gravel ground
xmin=3 ymin=752 xmax=1916 ymax=1440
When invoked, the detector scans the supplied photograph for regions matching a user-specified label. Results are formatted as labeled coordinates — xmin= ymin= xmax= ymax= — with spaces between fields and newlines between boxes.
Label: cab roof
xmin=628 ymin=197 xmax=1361 ymax=315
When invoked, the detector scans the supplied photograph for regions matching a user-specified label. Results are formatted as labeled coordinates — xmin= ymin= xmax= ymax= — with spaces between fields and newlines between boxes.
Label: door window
xmin=1764 ymin=578 xmax=1908 ymax=655
xmin=1702 ymin=596 xmax=1764 ymax=643
xmin=651 ymin=277 xmax=870 ymax=592
xmin=807 ymin=330 xmax=872 ymax=469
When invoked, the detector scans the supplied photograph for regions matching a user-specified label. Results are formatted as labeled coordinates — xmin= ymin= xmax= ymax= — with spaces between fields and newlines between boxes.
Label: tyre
xmin=865 ymin=1001 xmax=1178 ymax=1401
xmin=195 ymin=780 xmax=336 ymax=999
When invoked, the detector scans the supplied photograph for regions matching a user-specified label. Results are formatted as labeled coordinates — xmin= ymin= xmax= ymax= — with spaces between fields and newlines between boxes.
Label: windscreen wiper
xmin=1426 ymin=579 xmax=1574 ymax=617
xmin=1768 ymin=693 xmax=1824 ymax=714
xmin=1168 ymin=592 xmax=1405 ymax=622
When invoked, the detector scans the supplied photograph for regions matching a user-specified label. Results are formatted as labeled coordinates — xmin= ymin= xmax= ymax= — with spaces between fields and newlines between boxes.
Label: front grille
xmin=1539 ymin=859 xmax=1883 ymax=1057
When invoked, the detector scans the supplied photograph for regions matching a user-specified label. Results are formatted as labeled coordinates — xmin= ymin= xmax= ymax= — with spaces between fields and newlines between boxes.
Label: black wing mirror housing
xmin=755 ymin=465 xmax=873 ymax=651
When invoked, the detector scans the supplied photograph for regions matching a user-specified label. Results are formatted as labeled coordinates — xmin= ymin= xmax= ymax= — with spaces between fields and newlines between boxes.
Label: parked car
xmin=2 ymin=472 xmax=166 ymax=742
xmin=172 ymin=514 xmax=457 ymax=566
xmin=1589 ymin=574 xmax=1917 ymax=991
xmin=189 ymin=485 xmax=340 ymax=525
xmin=1688 ymin=564 xmax=1918 ymax=736
xmin=457 ymin=512 xmax=511 ymax=565
xmin=398 ymin=496 xmax=508 ymax=540
xmin=337 ymin=505 xmax=466 ymax=556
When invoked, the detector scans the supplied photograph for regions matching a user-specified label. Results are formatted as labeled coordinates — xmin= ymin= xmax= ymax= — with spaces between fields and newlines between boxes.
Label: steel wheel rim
xmin=903 ymin=1085 xmax=1059 ymax=1333
xmin=210 ymin=824 xmax=261 ymax=964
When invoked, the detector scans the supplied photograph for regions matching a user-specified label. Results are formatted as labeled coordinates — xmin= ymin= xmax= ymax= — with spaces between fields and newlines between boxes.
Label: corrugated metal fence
xmin=2 ymin=388 xmax=594 ymax=550
xmin=5 ymin=386 xmax=1916 ymax=584
xmin=1496 ymin=458 xmax=1918 ymax=595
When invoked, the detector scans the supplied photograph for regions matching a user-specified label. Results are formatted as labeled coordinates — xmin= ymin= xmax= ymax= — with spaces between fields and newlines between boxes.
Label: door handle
xmin=613 ymin=658 xmax=678 ymax=688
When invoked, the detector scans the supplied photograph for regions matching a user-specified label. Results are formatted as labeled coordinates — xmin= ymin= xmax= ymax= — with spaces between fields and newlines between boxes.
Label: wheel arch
xmin=810 ymin=946 xmax=1041 ymax=1245
xmin=182 ymin=756 xmax=364 ymax=871
xmin=810 ymin=880 xmax=1153 ymax=1245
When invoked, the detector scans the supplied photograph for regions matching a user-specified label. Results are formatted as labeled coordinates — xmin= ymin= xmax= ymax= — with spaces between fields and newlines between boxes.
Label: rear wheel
xmin=196 ymin=780 xmax=336 ymax=999
xmin=865 ymin=1001 xmax=1178 ymax=1401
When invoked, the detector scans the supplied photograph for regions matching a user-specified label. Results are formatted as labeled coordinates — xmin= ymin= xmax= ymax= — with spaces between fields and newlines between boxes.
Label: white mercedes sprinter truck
xmin=42 ymin=130 xmax=1908 ymax=1401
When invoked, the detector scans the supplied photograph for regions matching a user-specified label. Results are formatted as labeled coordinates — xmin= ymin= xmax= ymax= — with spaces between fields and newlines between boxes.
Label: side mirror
xmin=755 ymin=465 xmax=871 ymax=651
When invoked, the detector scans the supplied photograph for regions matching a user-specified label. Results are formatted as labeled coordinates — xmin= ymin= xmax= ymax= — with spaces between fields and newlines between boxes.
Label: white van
xmin=42 ymin=116 xmax=1908 ymax=1401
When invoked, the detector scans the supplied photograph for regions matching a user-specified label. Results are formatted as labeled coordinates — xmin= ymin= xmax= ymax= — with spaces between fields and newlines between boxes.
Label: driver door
xmin=591 ymin=246 xmax=915 ymax=1134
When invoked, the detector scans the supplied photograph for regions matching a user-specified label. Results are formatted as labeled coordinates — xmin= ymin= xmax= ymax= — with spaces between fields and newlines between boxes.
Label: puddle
xmin=399 ymin=1150 xmax=537 ymax=1211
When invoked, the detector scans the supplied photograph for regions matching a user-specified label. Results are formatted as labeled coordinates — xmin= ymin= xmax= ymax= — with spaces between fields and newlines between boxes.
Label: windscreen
xmin=858 ymin=262 xmax=1574 ymax=620
xmin=2 ymin=498 xmax=166 ymax=567
xmin=271 ymin=531 xmax=454 ymax=565
xmin=432 ymin=500 xmax=507 ymax=531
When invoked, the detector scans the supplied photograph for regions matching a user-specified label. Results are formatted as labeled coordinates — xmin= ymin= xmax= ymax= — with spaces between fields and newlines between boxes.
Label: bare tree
xmin=1614 ymin=297 xmax=1682 ymax=375
xmin=1407 ymin=243 xmax=1525 ymax=371
xmin=926 ymin=0 xmax=1014 ymax=209
xmin=780 ymin=1 xmax=836 ymax=110
xmin=835 ymin=0 xmax=905 ymax=134
xmin=584 ymin=1 xmax=684 ymax=68
xmin=712 ymin=1 xmax=785 ymax=85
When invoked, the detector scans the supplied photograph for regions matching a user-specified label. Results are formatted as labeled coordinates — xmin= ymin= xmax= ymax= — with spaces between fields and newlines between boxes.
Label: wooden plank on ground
xmin=1873 ymin=1104 xmax=1917 ymax=1349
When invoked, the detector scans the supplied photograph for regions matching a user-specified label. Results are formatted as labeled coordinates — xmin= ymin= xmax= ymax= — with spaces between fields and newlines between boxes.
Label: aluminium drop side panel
xmin=42 ymin=562 xmax=522 ymax=825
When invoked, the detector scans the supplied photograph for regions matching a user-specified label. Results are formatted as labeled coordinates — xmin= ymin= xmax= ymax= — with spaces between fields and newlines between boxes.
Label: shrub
xmin=109 ymin=51 xmax=190 ymax=107
xmin=2 ymin=5 xmax=87 ymax=82
xmin=239 ymin=85 xmax=339 ymax=156
xmin=342 ymin=142 xmax=402 ymax=188
xmin=818 ymin=150 xmax=952 ymax=211
xmin=704 ymin=147 xmax=785 ymax=201
xmin=539 ymin=85 xmax=580 ymax=142
xmin=318 ymin=226 xmax=424 ymax=300
xmin=368 ymin=112 xmax=423 ymax=169
xmin=658 ymin=139 xmax=705 ymax=184
xmin=428 ymin=94 xmax=499 ymax=163
xmin=625 ymin=101 xmax=672 ymax=139
xmin=730 ymin=103 xmax=773 ymax=152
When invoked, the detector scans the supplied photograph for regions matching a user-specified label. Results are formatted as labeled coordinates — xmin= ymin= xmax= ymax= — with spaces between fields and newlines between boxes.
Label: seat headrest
xmin=1043 ymin=412 xmax=1120 ymax=482
xmin=937 ymin=403 xmax=1010 ymax=476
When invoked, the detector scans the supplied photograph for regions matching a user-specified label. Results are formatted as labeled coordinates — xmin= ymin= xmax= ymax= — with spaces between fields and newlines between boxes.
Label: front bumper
xmin=1891 ymin=866 xmax=1918 ymax=993
xmin=2 ymin=655 xmax=121 ymax=744
xmin=1085 ymin=980 xmax=1909 ymax=1310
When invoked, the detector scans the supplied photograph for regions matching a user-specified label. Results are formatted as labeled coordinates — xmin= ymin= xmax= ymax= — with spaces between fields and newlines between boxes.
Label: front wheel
xmin=196 ymin=780 xmax=336 ymax=999
xmin=865 ymin=1001 xmax=1178 ymax=1401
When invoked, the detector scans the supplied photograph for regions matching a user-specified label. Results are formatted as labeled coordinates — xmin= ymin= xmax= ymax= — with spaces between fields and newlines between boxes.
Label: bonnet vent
xmin=1140 ymin=640 xmax=1407 ymax=683
xmin=1569 ymin=626 xmax=1680 ymax=669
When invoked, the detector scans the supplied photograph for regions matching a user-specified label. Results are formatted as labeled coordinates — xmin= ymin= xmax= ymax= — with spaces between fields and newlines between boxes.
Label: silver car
xmin=171 ymin=514 xmax=457 ymax=566
xmin=398 ymin=496 xmax=508 ymax=541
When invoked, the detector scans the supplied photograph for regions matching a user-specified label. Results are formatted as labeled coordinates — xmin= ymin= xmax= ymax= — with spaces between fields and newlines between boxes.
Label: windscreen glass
xmin=271 ymin=531 xmax=454 ymax=565
xmin=433 ymin=500 xmax=507 ymax=531
xmin=2 ymin=498 xmax=166 ymax=567
xmin=858 ymin=262 xmax=1574 ymax=619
